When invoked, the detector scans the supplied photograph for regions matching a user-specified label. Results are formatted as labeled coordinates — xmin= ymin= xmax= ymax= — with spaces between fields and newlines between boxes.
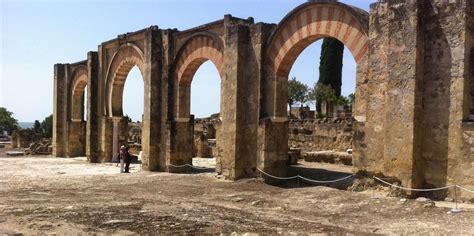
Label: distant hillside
xmin=19 ymin=122 xmax=34 ymax=129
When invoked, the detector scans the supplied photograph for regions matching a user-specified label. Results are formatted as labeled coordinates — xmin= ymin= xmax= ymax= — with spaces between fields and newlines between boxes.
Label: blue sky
xmin=1 ymin=0 xmax=371 ymax=122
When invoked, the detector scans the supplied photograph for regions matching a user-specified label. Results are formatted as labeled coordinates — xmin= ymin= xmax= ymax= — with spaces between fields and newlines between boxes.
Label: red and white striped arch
xmin=71 ymin=67 xmax=88 ymax=97
xmin=174 ymin=35 xmax=224 ymax=86
xmin=268 ymin=3 xmax=368 ymax=77
xmin=70 ymin=66 xmax=88 ymax=120
xmin=105 ymin=43 xmax=146 ymax=117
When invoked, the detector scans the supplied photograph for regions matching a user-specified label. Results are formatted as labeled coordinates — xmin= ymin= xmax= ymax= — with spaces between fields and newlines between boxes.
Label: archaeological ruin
xmin=53 ymin=0 xmax=474 ymax=199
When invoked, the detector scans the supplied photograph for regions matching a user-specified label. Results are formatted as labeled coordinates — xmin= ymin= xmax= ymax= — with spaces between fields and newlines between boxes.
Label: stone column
xmin=53 ymin=64 xmax=68 ymax=157
xmin=99 ymin=116 xmax=113 ymax=162
xmin=86 ymin=51 xmax=100 ymax=162
xmin=112 ymin=117 xmax=119 ymax=159
xmin=111 ymin=116 xmax=128 ymax=159
xmin=362 ymin=1 xmax=424 ymax=192
xmin=423 ymin=0 xmax=474 ymax=199
xmin=257 ymin=117 xmax=289 ymax=182
xmin=218 ymin=17 xmax=259 ymax=180
xmin=382 ymin=0 xmax=424 ymax=191
xmin=141 ymin=27 xmax=167 ymax=171
xmin=67 ymin=119 xmax=85 ymax=157
xmin=168 ymin=117 xmax=193 ymax=173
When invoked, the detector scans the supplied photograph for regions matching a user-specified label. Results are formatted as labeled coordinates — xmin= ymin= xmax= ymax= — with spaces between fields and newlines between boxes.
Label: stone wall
xmin=193 ymin=116 xmax=221 ymax=158
xmin=193 ymin=117 xmax=354 ymax=159
xmin=356 ymin=0 xmax=474 ymax=199
xmin=11 ymin=129 xmax=42 ymax=148
xmin=288 ymin=118 xmax=352 ymax=153
xmin=67 ymin=121 xmax=86 ymax=157
xmin=128 ymin=122 xmax=142 ymax=144
xmin=52 ymin=0 xmax=473 ymax=199
xmin=420 ymin=0 xmax=467 ymax=198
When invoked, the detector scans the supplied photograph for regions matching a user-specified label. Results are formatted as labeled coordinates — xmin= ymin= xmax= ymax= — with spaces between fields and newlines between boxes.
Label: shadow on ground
xmin=271 ymin=164 xmax=354 ymax=190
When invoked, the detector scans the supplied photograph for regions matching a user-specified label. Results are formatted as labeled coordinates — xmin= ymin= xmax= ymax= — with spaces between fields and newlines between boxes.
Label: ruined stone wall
xmin=11 ymin=129 xmax=41 ymax=148
xmin=357 ymin=0 xmax=473 ymax=199
xmin=193 ymin=117 xmax=221 ymax=158
xmin=194 ymin=117 xmax=354 ymax=158
xmin=288 ymin=119 xmax=352 ymax=153
xmin=421 ymin=0 xmax=471 ymax=197
xmin=52 ymin=0 xmax=473 ymax=199
xmin=431 ymin=0 xmax=474 ymax=199
xmin=127 ymin=122 xmax=142 ymax=144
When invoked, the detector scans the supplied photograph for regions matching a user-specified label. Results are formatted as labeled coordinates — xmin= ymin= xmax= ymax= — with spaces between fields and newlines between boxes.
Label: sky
xmin=1 ymin=0 xmax=372 ymax=122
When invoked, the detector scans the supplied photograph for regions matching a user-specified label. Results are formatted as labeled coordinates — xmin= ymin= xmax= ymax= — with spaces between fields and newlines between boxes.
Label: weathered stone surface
xmin=52 ymin=1 xmax=474 ymax=200
xmin=288 ymin=119 xmax=353 ymax=153
xmin=304 ymin=151 xmax=352 ymax=166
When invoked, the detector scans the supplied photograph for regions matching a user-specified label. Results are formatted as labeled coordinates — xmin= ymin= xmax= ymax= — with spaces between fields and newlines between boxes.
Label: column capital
xmin=110 ymin=116 xmax=124 ymax=122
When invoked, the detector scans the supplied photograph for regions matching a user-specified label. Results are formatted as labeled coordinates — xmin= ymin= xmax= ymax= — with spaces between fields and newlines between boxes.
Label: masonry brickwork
xmin=53 ymin=0 xmax=474 ymax=199
xmin=289 ymin=118 xmax=352 ymax=153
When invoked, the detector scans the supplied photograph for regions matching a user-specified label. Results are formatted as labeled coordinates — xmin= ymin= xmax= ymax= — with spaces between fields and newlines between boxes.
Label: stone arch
xmin=173 ymin=35 xmax=224 ymax=118
xmin=70 ymin=66 xmax=88 ymax=121
xmin=105 ymin=43 xmax=146 ymax=117
xmin=265 ymin=1 xmax=369 ymax=118
xmin=258 ymin=1 xmax=369 ymax=177
xmin=268 ymin=1 xmax=368 ymax=77
xmin=67 ymin=65 xmax=88 ymax=157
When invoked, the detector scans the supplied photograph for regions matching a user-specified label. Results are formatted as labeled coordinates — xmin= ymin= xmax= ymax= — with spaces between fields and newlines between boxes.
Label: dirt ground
xmin=1 ymin=148 xmax=474 ymax=235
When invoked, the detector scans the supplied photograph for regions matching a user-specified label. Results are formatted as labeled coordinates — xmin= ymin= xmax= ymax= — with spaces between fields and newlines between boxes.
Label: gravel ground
xmin=1 ymin=148 xmax=473 ymax=235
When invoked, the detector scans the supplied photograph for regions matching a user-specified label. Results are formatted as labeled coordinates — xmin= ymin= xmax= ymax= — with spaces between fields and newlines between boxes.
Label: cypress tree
xmin=316 ymin=37 xmax=344 ymax=112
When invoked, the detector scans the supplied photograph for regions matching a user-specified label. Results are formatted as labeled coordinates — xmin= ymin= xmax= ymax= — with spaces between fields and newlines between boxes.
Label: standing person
xmin=114 ymin=152 xmax=120 ymax=167
xmin=119 ymin=145 xmax=126 ymax=173
xmin=124 ymin=146 xmax=132 ymax=173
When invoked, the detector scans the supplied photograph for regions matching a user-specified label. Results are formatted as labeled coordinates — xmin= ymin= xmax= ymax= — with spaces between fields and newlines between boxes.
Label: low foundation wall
xmin=288 ymin=118 xmax=353 ymax=153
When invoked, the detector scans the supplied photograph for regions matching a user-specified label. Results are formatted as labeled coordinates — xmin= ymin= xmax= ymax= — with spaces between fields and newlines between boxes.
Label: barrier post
xmin=370 ymin=177 xmax=377 ymax=199
xmin=451 ymin=184 xmax=463 ymax=213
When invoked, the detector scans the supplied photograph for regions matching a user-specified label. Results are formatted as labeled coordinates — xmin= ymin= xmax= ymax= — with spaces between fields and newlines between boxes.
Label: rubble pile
xmin=193 ymin=115 xmax=221 ymax=158
xmin=25 ymin=140 xmax=52 ymax=155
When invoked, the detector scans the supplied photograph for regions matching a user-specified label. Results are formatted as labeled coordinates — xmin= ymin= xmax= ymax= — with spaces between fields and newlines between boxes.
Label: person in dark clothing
xmin=124 ymin=146 xmax=132 ymax=173
xmin=119 ymin=145 xmax=126 ymax=173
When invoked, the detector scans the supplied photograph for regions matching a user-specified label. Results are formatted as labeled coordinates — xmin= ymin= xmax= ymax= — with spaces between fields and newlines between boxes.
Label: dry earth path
xmin=1 ymin=151 xmax=473 ymax=234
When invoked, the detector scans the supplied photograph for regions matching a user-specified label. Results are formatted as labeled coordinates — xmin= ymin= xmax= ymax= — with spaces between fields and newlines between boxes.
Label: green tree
xmin=311 ymin=83 xmax=337 ymax=104
xmin=310 ymin=83 xmax=351 ymax=107
xmin=34 ymin=120 xmax=42 ymax=134
xmin=317 ymin=37 xmax=344 ymax=112
xmin=0 ymin=107 xmax=19 ymax=135
xmin=41 ymin=115 xmax=53 ymax=138
xmin=288 ymin=77 xmax=310 ymax=109
xmin=348 ymin=93 xmax=355 ymax=104
xmin=334 ymin=95 xmax=350 ymax=106
xmin=124 ymin=114 xmax=132 ymax=123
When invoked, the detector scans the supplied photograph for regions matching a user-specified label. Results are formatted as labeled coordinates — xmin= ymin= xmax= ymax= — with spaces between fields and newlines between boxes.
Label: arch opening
xmin=106 ymin=44 xmax=146 ymax=118
xmin=68 ymin=68 xmax=88 ymax=157
xmin=71 ymin=73 xmax=88 ymax=121
xmin=173 ymin=35 xmax=224 ymax=172
xmin=264 ymin=2 xmax=368 ymax=187
xmin=109 ymin=59 xmax=145 ymax=118
xmin=189 ymin=60 xmax=221 ymax=169
xmin=286 ymin=37 xmax=357 ymax=189
xmin=105 ymin=45 xmax=146 ymax=168
xmin=121 ymin=66 xmax=145 ymax=166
